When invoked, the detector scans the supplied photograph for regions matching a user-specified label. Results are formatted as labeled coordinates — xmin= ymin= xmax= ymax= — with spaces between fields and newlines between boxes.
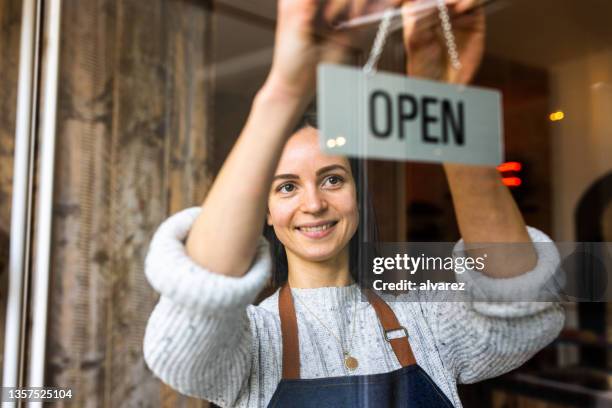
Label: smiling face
xmin=267 ymin=126 xmax=359 ymax=265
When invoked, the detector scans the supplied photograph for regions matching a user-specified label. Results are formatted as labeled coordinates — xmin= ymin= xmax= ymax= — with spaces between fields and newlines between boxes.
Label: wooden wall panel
xmin=0 ymin=0 xmax=22 ymax=387
xmin=46 ymin=0 xmax=213 ymax=406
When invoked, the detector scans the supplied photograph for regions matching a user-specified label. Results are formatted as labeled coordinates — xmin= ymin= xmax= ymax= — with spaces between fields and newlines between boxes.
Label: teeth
xmin=300 ymin=223 xmax=334 ymax=232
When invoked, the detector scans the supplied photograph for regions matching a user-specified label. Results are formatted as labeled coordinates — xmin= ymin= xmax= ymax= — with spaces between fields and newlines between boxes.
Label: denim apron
xmin=267 ymin=284 xmax=456 ymax=408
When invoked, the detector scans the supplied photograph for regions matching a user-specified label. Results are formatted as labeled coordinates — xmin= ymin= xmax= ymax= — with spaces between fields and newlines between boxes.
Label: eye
xmin=277 ymin=182 xmax=296 ymax=194
xmin=322 ymin=175 xmax=344 ymax=188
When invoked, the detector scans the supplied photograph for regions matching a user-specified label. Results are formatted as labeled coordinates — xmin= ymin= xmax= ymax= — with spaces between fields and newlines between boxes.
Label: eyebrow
xmin=272 ymin=164 xmax=349 ymax=182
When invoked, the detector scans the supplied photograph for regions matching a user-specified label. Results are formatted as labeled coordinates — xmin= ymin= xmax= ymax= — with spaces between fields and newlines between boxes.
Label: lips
xmin=296 ymin=221 xmax=338 ymax=239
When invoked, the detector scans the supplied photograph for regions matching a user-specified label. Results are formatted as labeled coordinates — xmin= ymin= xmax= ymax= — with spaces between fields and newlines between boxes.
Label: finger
xmin=350 ymin=0 xmax=369 ymax=18
xmin=324 ymin=0 xmax=352 ymax=26
xmin=400 ymin=1 xmax=422 ymax=41
xmin=364 ymin=0 xmax=404 ymax=13
xmin=449 ymin=2 xmax=485 ymax=32
xmin=453 ymin=0 xmax=479 ymax=13
xmin=401 ymin=2 xmax=446 ymax=74
xmin=277 ymin=0 xmax=318 ymax=31
xmin=401 ymin=2 xmax=439 ymax=46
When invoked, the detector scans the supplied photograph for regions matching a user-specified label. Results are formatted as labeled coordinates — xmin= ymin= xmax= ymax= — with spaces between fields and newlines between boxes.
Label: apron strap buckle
xmin=383 ymin=326 xmax=409 ymax=342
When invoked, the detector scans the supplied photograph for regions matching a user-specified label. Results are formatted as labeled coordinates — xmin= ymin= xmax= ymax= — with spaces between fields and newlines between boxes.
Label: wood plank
xmin=46 ymin=0 xmax=214 ymax=406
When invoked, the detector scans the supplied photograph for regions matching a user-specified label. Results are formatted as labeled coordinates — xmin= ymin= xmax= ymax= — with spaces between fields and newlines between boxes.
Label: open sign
xmin=317 ymin=64 xmax=503 ymax=165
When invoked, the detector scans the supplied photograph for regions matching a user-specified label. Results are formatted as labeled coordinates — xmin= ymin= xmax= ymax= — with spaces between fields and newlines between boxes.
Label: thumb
xmin=400 ymin=1 xmax=418 ymax=42
xmin=401 ymin=1 xmax=439 ymax=46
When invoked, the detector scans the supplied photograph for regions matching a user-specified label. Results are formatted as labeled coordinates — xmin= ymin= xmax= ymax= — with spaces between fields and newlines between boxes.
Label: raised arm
xmin=400 ymin=0 xmax=564 ymax=384
xmin=402 ymin=0 xmax=537 ymax=276
xmin=144 ymin=1 xmax=399 ymax=405
xmin=185 ymin=0 xmax=380 ymax=277
xmin=185 ymin=87 xmax=303 ymax=278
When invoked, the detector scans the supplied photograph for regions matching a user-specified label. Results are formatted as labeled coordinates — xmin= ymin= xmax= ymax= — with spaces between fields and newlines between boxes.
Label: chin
xmin=294 ymin=243 xmax=346 ymax=263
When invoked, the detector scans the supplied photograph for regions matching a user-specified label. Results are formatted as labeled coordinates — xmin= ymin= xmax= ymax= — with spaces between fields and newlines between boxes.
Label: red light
xmin=497 ymin=162 xmax=522 ymax=172
xmin=502 ymin=177 xmax=522 ymax=187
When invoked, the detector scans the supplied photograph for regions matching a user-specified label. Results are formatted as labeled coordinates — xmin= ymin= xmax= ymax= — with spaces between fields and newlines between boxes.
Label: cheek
xmin=335 ymin=191 xmax=359 ymax=229
xmin=347 ymin=204 xmax=360 ymax=232
xmin=267 ymin=200 xmax=294 ymax=229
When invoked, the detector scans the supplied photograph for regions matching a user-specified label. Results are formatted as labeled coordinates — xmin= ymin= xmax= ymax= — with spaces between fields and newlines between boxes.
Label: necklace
xmin=293 ymin=287 xmax=360 ymax=372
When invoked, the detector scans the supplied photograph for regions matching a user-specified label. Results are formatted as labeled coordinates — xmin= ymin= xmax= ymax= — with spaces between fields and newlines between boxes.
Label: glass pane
xmin=8 ymin=0 xmax=610 ymax=407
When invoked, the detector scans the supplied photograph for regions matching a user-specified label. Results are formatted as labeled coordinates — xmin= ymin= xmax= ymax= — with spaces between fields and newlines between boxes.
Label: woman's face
xmin=267 ymin=126 xmax=359 ymax=264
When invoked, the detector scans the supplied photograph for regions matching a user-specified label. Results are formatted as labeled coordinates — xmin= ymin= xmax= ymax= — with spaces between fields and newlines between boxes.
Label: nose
xmin=300 ymin=186 xmax=328 ymax=215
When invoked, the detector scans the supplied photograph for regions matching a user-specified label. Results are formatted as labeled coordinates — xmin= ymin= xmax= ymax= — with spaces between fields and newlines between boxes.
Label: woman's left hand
xmin=401 ymin=0 xmax=485 ymax=84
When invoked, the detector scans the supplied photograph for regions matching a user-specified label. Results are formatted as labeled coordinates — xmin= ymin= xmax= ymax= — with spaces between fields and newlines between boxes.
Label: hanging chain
xmin=363 ymin=1 xmax=462 ymax=74
xmin=363 ymin=8 xmax=395 ymax=74
xmin=436 ymin=0 xmax=462 ymax=70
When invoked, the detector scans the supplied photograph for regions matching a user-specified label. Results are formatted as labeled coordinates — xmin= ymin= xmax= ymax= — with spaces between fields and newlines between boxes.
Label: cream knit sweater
xmin=143 ymin=207 xmax=565 ymax=407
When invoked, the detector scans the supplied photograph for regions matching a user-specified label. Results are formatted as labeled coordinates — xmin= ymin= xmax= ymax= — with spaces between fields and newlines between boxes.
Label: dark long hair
xmin=262 ymin=114 xmax=379 ymax=289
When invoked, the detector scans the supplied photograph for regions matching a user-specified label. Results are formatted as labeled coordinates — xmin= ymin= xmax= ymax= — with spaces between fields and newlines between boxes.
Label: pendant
xmin=344 ymin=354 xmax=359 ymax=371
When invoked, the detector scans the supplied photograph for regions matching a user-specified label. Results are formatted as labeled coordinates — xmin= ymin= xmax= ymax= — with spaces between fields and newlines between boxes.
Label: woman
xmin=143 ymin=1 xmax=564 ymax=407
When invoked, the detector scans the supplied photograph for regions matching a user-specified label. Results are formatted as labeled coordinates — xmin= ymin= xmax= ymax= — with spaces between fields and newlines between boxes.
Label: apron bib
xmin=267 ymin=283 xmax=455 ymax=407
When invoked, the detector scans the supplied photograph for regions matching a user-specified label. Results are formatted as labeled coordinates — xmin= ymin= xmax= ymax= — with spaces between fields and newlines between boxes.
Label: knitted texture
xmin=143 ymin=207 xmax=565 ymax=407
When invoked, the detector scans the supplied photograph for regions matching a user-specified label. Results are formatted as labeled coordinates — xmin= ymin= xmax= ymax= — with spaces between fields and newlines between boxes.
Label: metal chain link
xmin=363 ymin=8 xmax=395 ymax=74
xmin=436 ymin=0 xmax=462 ymax=70
xmin=363 ymin=1 xmax=462 ymax=74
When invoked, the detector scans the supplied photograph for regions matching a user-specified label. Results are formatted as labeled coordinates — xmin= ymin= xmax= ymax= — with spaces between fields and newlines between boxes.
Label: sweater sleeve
xmin=142 ymin=207 xmax=271 ymax=406
xmin=422 ymin=227 xmax=565 ymax=384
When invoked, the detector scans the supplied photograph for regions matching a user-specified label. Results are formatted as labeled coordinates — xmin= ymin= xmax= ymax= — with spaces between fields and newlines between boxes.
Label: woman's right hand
xmin=188 ymin=1 xmax=397 ymax=279
xmin=265 ymin=0 xmax=401 ymax=99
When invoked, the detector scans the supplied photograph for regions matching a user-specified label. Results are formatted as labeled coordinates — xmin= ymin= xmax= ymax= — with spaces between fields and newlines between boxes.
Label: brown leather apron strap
xmin=279 ymin=283 xmax=300 ymax=379
xmin=364 ymin=289 xmax=416 ymax=367
xmin=278 ymin=283 xmax=416 ymax=380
